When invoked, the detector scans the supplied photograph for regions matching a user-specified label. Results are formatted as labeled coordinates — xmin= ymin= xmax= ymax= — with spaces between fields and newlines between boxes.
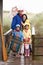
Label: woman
xmin=22 ymin=14 xmax=30 ymax=29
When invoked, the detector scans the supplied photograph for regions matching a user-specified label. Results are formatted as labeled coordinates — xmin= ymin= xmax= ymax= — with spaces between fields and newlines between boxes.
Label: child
xmin=12 ymin=24 xmax=23 ymax=41
xmin=8 ymin=24 xmax=23 ymax=56
xmin=23 ymin=22 xmax=31 ymax=56
xmin=12 ymin=24 xmax=24 ymax=53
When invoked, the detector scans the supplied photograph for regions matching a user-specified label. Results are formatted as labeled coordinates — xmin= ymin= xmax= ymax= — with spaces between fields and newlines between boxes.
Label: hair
xmin=22 ymin=14 xmax=28 ymax=23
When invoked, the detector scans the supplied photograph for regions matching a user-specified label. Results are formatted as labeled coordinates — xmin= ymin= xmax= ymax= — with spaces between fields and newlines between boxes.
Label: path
xmin=0 ymin=51 xmax=43 ymax=65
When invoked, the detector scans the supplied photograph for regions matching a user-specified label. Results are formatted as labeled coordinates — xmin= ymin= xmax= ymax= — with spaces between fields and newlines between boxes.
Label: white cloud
xmin=3 ymin=0 xmax=43 ymax=13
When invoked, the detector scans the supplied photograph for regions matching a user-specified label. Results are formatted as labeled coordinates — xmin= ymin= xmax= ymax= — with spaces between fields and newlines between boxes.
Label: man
xmin=11 ymin=7 xmax=24 ymax=30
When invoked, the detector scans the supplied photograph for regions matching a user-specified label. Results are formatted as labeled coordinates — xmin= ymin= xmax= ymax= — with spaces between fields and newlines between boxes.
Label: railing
xmin=3 ymin=29 xmax=12 ymax=53
xmin=3 ymin=28 xmax=43 ymax=61
xmin=32 ymin=35 xmax=43 ymax=60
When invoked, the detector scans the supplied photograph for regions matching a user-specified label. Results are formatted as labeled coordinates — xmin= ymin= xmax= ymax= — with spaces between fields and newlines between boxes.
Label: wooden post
xmin=32 ymin=26 xmax=35 ymax=60
xmin=32 ymin=35 xmax=35 ymax=60
xmin=0 ymin=21 xmax=8 ymax=61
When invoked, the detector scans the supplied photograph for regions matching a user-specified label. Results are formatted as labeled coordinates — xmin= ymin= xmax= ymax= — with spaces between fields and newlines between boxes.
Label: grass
xmin=3 ymin=25 xmax=10 ymax=33
xmin=3 ymin=12 xmax=11 ymax=33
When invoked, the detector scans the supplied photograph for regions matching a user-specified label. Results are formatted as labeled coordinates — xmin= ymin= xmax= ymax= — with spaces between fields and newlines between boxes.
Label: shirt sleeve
xmin=16 ymin=15 xmax=22 ymax=24
xmin=11 ymin=17 xmax=16 ymax=30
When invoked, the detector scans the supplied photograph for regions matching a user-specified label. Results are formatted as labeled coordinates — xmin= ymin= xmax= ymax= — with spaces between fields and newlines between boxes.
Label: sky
xmin=3 ymin=0 xmax=43 ymax=13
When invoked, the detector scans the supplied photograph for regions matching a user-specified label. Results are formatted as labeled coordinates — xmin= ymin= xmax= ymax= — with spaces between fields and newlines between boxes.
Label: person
xmin=22 ymin=14 xmax=30 ymax=29
xmin=12 ymin=24 xmax=24 ymax=43
xmin=18 ymin=10 xmax=24 ymax=18
xmin=21 ymin=14 xmax=31 ymax=55
xmin=22 ymin=14 xmax=32 ymax=54
xmin=8 ymin=24 xmax=24 ymax=56
xmin=11 ymin=7 xmax=24 ymax=30
xmin=23 ymin=22 xmax=31 ymax=56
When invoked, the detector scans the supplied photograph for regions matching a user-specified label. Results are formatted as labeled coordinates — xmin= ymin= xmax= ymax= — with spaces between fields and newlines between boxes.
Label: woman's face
xmin=23 ymin=15 xmax=27 ymax=21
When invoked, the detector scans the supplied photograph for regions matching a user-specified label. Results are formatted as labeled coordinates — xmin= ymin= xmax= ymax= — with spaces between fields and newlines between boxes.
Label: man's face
xmin=18 ymin=10 xmax=23 ymax=15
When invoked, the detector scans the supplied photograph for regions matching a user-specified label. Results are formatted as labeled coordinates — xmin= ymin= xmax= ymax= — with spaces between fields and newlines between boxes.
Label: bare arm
xmin=21 ymin=21 xmax=24 ymax=26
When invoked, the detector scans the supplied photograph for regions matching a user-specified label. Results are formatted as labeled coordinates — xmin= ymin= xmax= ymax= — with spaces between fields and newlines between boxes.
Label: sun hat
xmin=16 ymin=24 xmax=20 ymax=27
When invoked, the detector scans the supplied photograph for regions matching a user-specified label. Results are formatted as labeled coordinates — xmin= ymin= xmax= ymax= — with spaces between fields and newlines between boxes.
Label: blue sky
xmin=3 ymin=0 xmax=43 ymax=13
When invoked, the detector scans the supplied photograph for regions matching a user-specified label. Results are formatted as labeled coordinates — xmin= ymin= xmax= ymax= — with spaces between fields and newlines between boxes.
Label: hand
xmin=27 ymin=38 xmax=30 ymax=41
xmin=21 ymin=22 xmax=24 ymax=26
xmin=24 ymin=38 xmax=30 ymax=42
xmin=23 ymin=38 xmax=27 ymax=42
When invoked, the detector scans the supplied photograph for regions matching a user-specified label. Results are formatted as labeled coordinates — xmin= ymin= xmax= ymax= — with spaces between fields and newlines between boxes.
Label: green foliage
xmin=3 ymin=25 xmax=10 ymax=33
xmin=3 ymin=16 xmax=11 ymax=27
xmin=31 ymin=12 xmax=43 ymax=35
xmin=3 ymin=12 xmax=11 ymax=33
